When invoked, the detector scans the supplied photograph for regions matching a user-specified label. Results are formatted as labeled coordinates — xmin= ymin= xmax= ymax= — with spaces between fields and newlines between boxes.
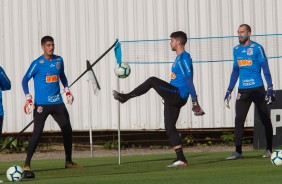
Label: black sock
xmin=236 ymin=145 xmax=242 ymax=154
xmin=175 ymin=148 xmax=187 ymax=162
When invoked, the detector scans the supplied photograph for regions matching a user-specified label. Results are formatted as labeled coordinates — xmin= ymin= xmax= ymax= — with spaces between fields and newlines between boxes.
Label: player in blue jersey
xmin=0 ymin=67 xmax=10 ymax=183
xmin=0 ymin=67 xmax=11 ymax=139
xmin=113 ymin=31 xmax=205 ymax=167
xmin=225 ymin=24 xmax=275 ymax=160
xmin=21 ymin=36 xmax=79 ymax=179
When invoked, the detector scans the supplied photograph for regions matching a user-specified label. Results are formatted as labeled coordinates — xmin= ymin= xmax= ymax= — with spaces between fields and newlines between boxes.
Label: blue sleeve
xmin=256 ymin=44 xmax=272 ymax=87
xmin=185 ymin=77 xmax=197 ymax=100
xmin=178 ymin=57 xmax=197 ymax=100
xmin=261 ymin=62 xmax=272 ymax=87
xmin=22 ymin=61 xmax=38 ymax=95
xmin=228 ymin=48 xmax=239 ymax=91
xmin=228 ymin=66 xmax=239 ymax=91
xmin=0 ymin=67 xmax=11 ymax=91
xmin=233 ymin=48 xmax=239 ymax=67
xmin=257 ymin=45 xmax=267 ymax=63
xmin=59 ymin=59 xmax=69 ymax=87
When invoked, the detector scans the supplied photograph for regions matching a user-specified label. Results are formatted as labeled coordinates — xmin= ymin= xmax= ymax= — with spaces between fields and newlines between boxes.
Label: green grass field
xmin=1 ymin=150 xmax=282 ymax=184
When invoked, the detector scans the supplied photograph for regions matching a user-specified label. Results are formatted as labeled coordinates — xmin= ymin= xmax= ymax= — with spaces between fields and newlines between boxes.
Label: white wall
xmin=0 ymin=0 xmax=281 ymax=133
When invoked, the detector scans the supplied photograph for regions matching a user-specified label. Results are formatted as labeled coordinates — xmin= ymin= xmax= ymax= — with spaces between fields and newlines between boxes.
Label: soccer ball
xmin=6 ymin=165 xmax=24 ymax=182
xmin=114 ymin=62 xmax=131 ymax=78
xmin=271 ymin=150 xmax=282 ymax=165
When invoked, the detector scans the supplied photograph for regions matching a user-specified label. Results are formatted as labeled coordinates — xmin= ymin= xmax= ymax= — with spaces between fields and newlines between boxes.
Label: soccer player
xmin=22 ymin=36 xmax=79 ymax=179
xmin=225 ymin=24 xmax=275 ymax=160
xmin=113 ymin=31 xmax=205 ymax=167
xmin=0 ymin=67 xmax=11 ymax=184
xmin=0 ymin=66 xmax=11 ymax=139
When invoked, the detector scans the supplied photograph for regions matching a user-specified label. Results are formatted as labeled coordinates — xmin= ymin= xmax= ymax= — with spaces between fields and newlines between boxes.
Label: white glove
xmin=24 ymin=94 xmax=35 ymax=115
xmin=192 ymin=99 xmax=205 ymax=116
xmin=224 ymin=90 xmax=232 ymax=109
xmin=64 ymin=87 xmax=74 ymax=105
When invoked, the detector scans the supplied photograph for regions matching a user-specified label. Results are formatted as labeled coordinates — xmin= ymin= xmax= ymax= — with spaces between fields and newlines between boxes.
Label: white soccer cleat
xmin=166 ymin=160 xmax=188 ymax=167
xmin=226 ymin=152 xmax=243 ymax=160
xmin=262 ymin=150 xmax=272 ymax=158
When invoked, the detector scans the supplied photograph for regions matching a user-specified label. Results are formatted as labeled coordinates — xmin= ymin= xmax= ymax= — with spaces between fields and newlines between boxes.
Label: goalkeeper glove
xmin=64 ymin=87 xmax=74 ymax=105
xmin=224 ymin=89 xmax=232 ymax=109
xmin=192 ymin=99 xmax=205 ymax=116
xmin=265 ymin=86 xmax=275 ymax=105
xmin=24 ymin=94 xmax=34 ymax=115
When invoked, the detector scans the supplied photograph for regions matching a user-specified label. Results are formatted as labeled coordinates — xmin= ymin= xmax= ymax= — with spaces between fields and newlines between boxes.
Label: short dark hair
xmin=239 ymin=24 xmax=251 ymax=32
xmin=41 ymin=36 xmax=54 ymax=45
xmin=170 ymin=31 xmax=187 ymax=45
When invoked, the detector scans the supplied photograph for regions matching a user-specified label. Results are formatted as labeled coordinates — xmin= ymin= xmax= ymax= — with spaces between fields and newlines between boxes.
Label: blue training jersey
xmin=22 ymin=55 xmax=69 ymax=105
xmin=233 ymin=41 xmax=268 ymax=89
xmin=0 ymin=67 xmax=11 ymax=116
xmin=170 ymin=51 xmax=197 ymax=100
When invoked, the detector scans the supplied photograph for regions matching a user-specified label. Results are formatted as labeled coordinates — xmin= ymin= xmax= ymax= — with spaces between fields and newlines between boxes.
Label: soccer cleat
xmin=166 ymin=159 xmax=188 ymax=167
xmin=112 ymin=90 xmax=127 ymax=103
xmin=262 ymin=149 xmax=272 ymax=158
xmin=23 ymin=166 xmax=35 ymax=179
xmin=65 ymin=161 xmax=81 ymax=169
xmin=226 ymin=152 xmax=243 ymax=160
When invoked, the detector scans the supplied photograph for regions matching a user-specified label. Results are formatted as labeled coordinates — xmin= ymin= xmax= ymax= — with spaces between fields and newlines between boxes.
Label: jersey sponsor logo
xmin=238 ymin=60 xmax=252 ymax=67
xmin=37 ymin=106 xmax=43 ymax=113
xmin=48 ymin=94 xmax=61 ymax=103
xmin=242 ymin=79 xmax=255 ymax=86
xmin=171 ymin=72 xmax=176 ymax=79
xmin=56 ymin=62 xmax=61 ymax=70
xmin=46 ymin=75 xmax=59 ymax=83
xmin=247 ymin=48 xmax=253 ymax=56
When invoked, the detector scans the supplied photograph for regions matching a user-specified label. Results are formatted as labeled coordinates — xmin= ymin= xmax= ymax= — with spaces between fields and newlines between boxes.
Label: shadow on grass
xmin=189 ymin=154 xmax=265 ymax=166
xmin=33 ymin=157 xmax=174 ymax=173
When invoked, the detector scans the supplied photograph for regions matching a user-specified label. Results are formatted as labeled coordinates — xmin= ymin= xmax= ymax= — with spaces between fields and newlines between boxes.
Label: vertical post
xmin=88 ymin=81 xmax=94 ymax=158
xmin=117 ymin=77 xmax=121 ymax=165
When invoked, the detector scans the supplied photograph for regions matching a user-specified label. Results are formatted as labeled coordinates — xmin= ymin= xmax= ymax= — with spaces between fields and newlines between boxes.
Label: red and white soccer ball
xmin=114 ymin=62 xmax=131 ymax=78
xmin=6 ymin=165 xmax=24 ymax=182
xmin=271 ymin=150 xmax=282 ymax=165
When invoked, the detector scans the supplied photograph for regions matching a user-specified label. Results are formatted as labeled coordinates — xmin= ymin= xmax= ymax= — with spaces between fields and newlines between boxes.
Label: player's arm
xmin=0 ymin=67 xmax=11 ymax=91
xmin=224 ymin=50 xmax=239 ymax=108
xmin=59 ymin=59 xmax=74 ymax=105
xmin=179 ymin=58 xmax=204 ymax=116
xmin=258 ymin=46 xmax=272 ymax=87
xmin=258 ymin=45 xmax=275 ymax=104
xmin=178 ymin=59 xmax=197 ymax=101
xmin=22 ymin=61 xmax=37 ymax=114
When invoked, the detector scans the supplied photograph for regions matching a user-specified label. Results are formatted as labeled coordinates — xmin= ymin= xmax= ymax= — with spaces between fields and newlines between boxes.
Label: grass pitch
xmin=1 ymin=150 xmax=282 ymax=184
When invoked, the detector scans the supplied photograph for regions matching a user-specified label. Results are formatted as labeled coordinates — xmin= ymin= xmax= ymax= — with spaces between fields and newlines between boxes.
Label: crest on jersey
xmin=39 ymin=59 xmax=44 ymax=64
xmin=37 ymin=106 xmax=43 ymax=113
xmin=247 ymin=48 xmax=253 ymax=56
xmin=56 ymin=62 xmax=61 ymax=70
